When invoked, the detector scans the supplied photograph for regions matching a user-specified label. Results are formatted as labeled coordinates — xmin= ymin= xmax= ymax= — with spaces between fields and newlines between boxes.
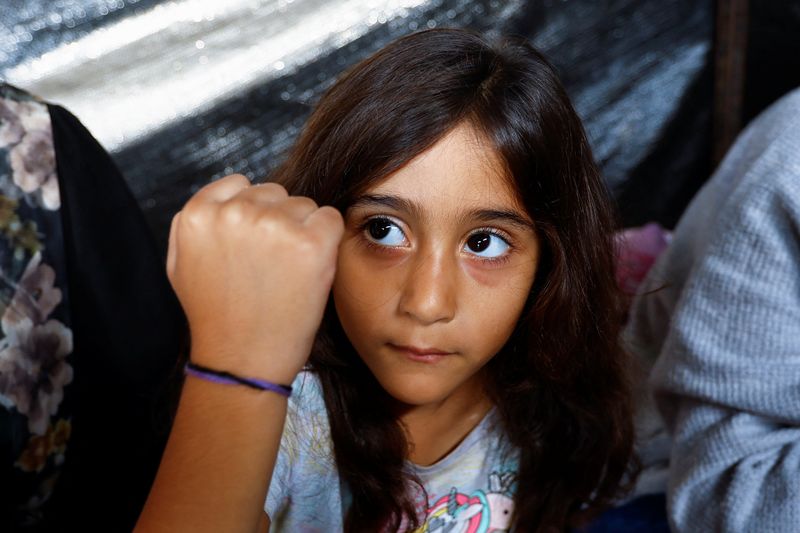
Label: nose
xmin=397 ymin=248 xmax=457 ymax=325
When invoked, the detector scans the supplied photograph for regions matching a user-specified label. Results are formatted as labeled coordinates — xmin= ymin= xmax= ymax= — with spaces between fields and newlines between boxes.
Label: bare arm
xmin=135 ymin=175 xmax=343 ymax=531
xmin=136 ymin=375 xmax=284 ymax=532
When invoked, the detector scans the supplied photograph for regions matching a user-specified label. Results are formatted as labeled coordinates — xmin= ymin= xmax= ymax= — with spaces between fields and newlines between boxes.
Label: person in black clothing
xmin=0 ymin=83 xmax=185 ymax=532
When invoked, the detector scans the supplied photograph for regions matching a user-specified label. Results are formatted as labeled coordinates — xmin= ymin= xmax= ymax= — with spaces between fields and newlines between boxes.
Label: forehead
xmin=365 ymin=123 xmax=524 ymax=214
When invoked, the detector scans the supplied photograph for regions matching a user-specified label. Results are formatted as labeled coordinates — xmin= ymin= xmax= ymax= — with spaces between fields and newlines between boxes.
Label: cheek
xmin=463 ymin=286 xmax=529 ymax=357
xmin=461 ymin=263 xmax=536 ymax=353
xmin=463 ymin=258 xmax=536 ymax=288
xmin=332 ymin=242 xmax=401 ymax=342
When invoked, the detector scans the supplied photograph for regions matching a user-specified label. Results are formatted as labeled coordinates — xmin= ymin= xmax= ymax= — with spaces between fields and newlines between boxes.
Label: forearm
xmin=136 ymin=374 xmax=287 ymax=532
xmin=666 ymin=399 xmax=800 ymax=532
xmin=142 ymin=167 xmax=341 ymax=529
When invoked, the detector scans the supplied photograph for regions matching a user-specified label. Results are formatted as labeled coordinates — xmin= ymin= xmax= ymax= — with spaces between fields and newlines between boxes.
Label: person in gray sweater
xmin=624 ymin=87 xmax=800 ymax=532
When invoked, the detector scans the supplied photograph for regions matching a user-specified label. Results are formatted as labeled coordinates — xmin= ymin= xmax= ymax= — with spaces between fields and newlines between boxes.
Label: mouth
xmin=388 ymin=343 xmax=455 ymax=362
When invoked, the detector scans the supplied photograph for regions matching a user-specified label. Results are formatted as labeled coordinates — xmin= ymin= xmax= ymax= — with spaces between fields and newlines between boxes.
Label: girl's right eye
xmin=364 ymin=217 xmax=407 ymax=247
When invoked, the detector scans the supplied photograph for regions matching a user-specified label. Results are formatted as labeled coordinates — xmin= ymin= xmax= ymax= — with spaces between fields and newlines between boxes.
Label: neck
xmin=396 ymin=372 xmax=494 ymax=466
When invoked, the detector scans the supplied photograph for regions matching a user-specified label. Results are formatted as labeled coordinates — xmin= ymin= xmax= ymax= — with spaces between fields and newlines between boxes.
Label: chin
xmin=371 ymin=370 xmax=456 ymax=407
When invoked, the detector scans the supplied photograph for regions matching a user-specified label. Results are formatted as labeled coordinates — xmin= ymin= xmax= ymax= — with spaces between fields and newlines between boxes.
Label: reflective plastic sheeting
xmin=1 ymin=0 xmax=714 ymax=246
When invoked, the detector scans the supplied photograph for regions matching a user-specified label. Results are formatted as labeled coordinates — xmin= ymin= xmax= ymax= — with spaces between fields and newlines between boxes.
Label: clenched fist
xmin=166 ymin=174 xmax=344 ymax=384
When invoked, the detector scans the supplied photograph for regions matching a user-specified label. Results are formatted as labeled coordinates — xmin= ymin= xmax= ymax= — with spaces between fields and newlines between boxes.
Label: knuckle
xmin=299 ymin=195 xmax=318 ymax=207
xmin=218 ymin=201 xmax=246 ymax=224
xmin=305 ymin=227 xmax=334 ymax=253
xmin=223 ymin=173 xmax=250 ymax=186
xmin=181 ymin=202 xmax=212 ymax=227
xmin=321 ymin=205 xmax=344 ymax=221
xmin=318 ymin=206 xmax=345 ymax=233
xmin=295 ymin=239 xmax=315 ymax=257
xmin=254 ymin=209 xmax=285 ymax=233
xmin=288 ymin=196 xmax=318 ymax=212
xmin=260 ymin=182 xmax=288 ymax=196
xmin=301 ymin=228 xmax=322 ymax=248
xmin=331 ymin=211 xmax=345 ymax=232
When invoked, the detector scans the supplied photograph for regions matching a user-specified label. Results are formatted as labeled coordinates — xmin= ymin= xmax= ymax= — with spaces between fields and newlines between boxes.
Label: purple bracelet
xmin=184 ymin=361 xmax=293 ymax=398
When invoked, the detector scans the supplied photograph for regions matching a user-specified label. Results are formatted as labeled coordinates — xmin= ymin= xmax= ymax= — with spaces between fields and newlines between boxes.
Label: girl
xmin=137 ymin=28 xmax=635 ymax=532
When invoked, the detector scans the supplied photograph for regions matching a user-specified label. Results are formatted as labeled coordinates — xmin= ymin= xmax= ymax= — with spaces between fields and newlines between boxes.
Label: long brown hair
xmin=273 ymin=28 xmax=635 ymax=532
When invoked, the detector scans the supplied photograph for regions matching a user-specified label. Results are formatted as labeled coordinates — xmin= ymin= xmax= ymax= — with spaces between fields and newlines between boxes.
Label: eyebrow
xmin=348 ymin=194 xmax=535 ymax=231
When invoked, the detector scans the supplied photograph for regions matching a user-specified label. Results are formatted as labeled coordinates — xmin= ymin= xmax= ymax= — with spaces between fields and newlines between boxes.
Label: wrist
xmin=188 ymin=342 xmax=304 ymax=386
xmin=184 ymin=361 xmax=293 ymax=397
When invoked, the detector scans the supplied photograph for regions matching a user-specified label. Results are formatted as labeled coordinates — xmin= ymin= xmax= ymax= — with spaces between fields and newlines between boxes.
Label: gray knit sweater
xmin=625 ymin=88 xmax=800 ymax=532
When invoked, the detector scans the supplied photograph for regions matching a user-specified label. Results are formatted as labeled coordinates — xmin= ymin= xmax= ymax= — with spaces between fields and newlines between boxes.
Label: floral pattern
xmin=0 ymin=84 xmax=74 ymax=524
xmin=1 ymin=252 xmax=73 ymax=436
xmin=0 ymin=95 xmax=60 ymax=210
xmin=16 ymin=419 xmax=72 ymax=473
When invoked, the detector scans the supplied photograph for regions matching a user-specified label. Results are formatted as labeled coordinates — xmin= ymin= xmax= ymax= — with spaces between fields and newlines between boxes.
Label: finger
xmin=236 ymin=181 xmax=290 ymax=205
xmin=166 ymin=212 xmax=180 ymax=283
xmin=187 ymin=174 xmax=251 ymax=207
xmin=275 ymin=196 xmax=319 ymax=221
xmin=304 ymin=205 xmax=345 ymax=243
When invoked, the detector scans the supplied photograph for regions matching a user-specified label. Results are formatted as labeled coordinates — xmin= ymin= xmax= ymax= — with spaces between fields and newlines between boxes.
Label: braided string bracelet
xmin=184 ymin=361 xmax=293 ymax=398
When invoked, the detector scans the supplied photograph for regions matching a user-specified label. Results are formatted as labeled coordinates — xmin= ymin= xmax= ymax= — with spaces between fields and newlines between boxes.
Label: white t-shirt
xmin=265 ymin=372 xmax=520 ymax=532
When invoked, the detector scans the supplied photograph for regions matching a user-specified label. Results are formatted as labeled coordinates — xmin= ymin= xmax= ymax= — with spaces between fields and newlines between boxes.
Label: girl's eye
xmin=365 ymin=218 xmax=407 ymax=247
xmin=464 ymin=232 xmax=510 ymax=258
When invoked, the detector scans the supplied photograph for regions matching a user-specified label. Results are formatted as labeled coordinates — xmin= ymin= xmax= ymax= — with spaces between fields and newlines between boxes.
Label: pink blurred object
xmin=615 ymin=223 xmax=672 ymax=296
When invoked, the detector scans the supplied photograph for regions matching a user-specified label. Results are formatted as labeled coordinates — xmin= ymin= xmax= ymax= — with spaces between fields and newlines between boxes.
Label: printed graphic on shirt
xmin=415 ymin=471 xmax=515 ymax=533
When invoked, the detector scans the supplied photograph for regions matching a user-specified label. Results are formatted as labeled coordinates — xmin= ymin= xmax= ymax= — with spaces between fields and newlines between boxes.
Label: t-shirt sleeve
xmin=262 ymin=371 xmax=345 ymax=530
xmin=650 ymin=99 xmax=800 ymax=532
xmin=263 ymin=372 xmax=316 ymax=520
xmin=264 ymin=437 xmax=290 ymax=519
xmin=266 ymin=402 xmax=302 ymax=519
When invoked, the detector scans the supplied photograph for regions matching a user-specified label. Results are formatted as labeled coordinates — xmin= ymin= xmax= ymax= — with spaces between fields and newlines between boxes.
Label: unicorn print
xmin=417 ymin=472 xmax=515 ymax=533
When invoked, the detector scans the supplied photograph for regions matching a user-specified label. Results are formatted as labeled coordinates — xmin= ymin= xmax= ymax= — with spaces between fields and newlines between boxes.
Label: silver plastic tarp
xmin=2 ymin=0 xmax=715 ymax=247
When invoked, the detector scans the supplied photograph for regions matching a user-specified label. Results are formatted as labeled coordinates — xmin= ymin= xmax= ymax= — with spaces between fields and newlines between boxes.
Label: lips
xmin=388 ymin=343 xmax=454 ymax=357
xmin=390 ymin=344 xmax=453 ymax=356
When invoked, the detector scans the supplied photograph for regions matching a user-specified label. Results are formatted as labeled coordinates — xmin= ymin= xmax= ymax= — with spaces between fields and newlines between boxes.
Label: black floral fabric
xmin=0 ymin=84 xmax=186 ymax=532
xmin=0 ymin=85 xmax=73 ymax=529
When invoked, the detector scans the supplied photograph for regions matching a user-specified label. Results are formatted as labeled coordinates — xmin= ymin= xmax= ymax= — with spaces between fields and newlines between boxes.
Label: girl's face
xmin=333 ymin=124 xmax=539 ymax=408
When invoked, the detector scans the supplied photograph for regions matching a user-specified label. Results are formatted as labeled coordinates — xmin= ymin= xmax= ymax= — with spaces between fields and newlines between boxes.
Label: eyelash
xmin=356 ymin=216 xmax=516 ymax=265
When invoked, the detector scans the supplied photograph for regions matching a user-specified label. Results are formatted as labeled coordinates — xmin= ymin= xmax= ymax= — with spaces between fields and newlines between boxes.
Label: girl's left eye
xmin=364 ymin=217 xmax=407 ymax=247
xmin=464 ymin=232 xmax=510 ymax=258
